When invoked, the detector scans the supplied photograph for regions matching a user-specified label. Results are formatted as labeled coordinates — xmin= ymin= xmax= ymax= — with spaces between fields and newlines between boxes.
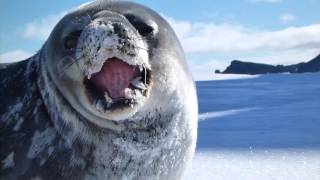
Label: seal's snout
xmin=76 ymin=19 xmax=149 ymax=78
xmin=75 ymin=15 xmax=151 ymax=112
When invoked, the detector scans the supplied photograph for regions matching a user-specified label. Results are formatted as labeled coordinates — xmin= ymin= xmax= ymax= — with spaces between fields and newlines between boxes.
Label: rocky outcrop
xmin=222 ymin=54 xmax=320 ymax=75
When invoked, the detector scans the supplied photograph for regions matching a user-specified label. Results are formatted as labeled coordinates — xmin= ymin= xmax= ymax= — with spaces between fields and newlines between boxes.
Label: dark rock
xmin=222 ymin=54 xmax=320 ymax=75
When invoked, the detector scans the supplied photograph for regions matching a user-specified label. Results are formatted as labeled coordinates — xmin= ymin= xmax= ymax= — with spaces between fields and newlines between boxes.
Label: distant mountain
xmin=221 ymin=54 xmax=320 ymax=75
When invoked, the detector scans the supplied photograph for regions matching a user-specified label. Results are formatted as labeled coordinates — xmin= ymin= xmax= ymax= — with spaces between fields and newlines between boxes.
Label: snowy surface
xmin=188 ymin=150 xmax=320 ymax=180
xmin=206 ymin=73 xmax=260 ymax=81
xmin=186 ymin=73 xmax=320 ymax=180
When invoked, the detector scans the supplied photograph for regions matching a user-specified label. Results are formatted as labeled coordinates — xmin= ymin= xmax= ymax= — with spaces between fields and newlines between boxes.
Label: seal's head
xmin=43 ymin=1 xmax=193 ymax=128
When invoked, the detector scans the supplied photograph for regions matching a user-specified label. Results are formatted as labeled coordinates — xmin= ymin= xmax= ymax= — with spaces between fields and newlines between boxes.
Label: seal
xmin=0 ymin=1 xmax=198 ymax=180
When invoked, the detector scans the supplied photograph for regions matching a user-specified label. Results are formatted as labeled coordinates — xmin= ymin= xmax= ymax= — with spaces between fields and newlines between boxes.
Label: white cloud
xmin=247 ymin=0 xmax=283 ymax=3
xmin=167 ymin=18 xmax=320 ymax=54
xmin=240 ymin=48 xmax=320 ymax=65
xmin=23 ymin=11 xmax=67 ymax=41
xmin=0 ymin=50 xmax=33 ymax=63
xmin=187 ymin=59 xmax=230 ymax=80
xmin=166 ymin=17 xmax=320 ymax=80
xmin=165 ymin=17 xmax=192 ymax=41
xmin=280 ymin=14 xmax=296 ymax=24
xmin=22 ymin=2 xmax=94 ymax=41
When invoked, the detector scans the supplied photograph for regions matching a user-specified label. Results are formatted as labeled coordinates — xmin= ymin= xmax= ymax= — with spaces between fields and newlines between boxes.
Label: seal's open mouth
xmin=84 ymin=57 xmax=152 ymax=110
xmin=91 ymin=57 xmax=140 ymax=99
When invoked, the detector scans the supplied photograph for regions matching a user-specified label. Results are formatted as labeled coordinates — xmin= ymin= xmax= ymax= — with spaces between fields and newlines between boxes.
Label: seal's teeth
xmin=139 ymin=66 xmax=143 ymax=72
xmin=132 ymin=76 xmax=142 ymax=82
xmin=130 ymin=77 xmax=147 ymax=90
xmin=104 ymin=92 xmax=113 ymax=104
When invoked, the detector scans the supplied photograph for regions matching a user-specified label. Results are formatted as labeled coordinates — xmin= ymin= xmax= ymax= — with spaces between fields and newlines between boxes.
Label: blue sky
xmin=1 ymin=0 xmax=320 ymax=80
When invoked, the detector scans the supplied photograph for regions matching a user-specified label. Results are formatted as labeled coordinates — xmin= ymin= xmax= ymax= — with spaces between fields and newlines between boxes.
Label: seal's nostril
xmin=112 ymin=23 xmax=124 ymax=35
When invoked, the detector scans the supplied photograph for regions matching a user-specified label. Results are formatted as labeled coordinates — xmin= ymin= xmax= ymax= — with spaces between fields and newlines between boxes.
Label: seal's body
xmin=0 ymin=1 xmax=198 ymax=180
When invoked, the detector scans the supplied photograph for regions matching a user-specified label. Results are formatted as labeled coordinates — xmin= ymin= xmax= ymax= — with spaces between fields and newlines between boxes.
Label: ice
xmin=186 ymin=73 xmax=320 ymax=179
xmin=186 ymin=150 xmax=320 ymax=180
xmin=200 ymin=73 xmax=260 ymax=81
xmin=198 ymin=108 xmax=257 ymax=121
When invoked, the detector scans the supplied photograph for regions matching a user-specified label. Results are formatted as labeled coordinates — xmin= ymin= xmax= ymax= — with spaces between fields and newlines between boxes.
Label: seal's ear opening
xmin=124 ymin=14 xmax=154 ymax=36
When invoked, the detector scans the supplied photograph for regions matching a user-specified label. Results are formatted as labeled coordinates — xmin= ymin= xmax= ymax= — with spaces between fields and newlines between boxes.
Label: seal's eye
xmin=125 ymin=14 xmax=154 ymax=36
xmin=63 ymin=30 xmax=82 ymax=50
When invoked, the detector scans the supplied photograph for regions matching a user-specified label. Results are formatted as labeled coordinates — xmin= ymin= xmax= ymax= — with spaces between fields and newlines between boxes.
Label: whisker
xmin=134 ymin=46 xmax=149 ymax=52
xmin=58 ymin=55 xmax=84 ymax=77
xmin=86 ymin=13 xmax=93 ymax=22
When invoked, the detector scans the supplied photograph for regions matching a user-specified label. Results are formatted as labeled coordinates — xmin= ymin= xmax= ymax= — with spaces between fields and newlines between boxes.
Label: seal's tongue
xmin=91 ymin=58 xmax=139 ymax=99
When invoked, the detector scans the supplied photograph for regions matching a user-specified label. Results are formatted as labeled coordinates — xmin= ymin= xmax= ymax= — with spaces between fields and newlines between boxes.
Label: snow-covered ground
xmin=186 ymin=73 xmax=320 ymax=180
xmin=205 ymin=73 xmax=261 ymax=81
xmin=188 ymin=150 xmax=320 ymax=180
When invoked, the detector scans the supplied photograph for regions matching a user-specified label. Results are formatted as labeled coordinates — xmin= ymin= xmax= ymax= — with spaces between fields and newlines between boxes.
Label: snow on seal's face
xmin=43 ymin=1 xmax=194 ymax=128
xmin=74 ymin=12 xmax=153 ymax=121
